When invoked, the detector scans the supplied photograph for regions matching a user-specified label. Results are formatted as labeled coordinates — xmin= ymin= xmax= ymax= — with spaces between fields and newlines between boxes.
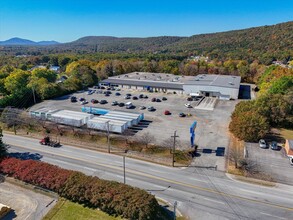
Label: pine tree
xmin=0 ymin=128 xmax=8 ymax=159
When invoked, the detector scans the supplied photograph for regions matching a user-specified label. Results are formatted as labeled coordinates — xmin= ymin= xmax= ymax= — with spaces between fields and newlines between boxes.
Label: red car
xmin=164 ymin=110 xmax=171 ymax=115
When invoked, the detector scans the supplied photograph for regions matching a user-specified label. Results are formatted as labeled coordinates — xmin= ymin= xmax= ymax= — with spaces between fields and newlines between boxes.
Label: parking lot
xmin=31 ymin=87 xmax=237 ymax=170
xmin=246 ymin=143 xmax=293 ymax=185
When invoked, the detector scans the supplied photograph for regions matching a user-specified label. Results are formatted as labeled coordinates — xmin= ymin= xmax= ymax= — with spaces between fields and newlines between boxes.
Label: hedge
xmin=0 ymin=158 xmax=161 ymax=220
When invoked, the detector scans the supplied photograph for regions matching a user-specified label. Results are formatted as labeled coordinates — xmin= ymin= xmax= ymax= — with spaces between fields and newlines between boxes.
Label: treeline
xmin=229 ymin=66 xmax=293 ymax=142
xmin=0 ymin=157 xmax=163 ymax=220
xmin=1 ymin=21 xmax=292 ymax=64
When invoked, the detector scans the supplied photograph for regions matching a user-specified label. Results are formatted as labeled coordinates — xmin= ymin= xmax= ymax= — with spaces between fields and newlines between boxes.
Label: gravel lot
xmin=0 ymin=180 xmax=57 ymax=220
xmin=246 ymin=143 xmax=293 ymax=185
xmin=31 ymin=88 xmax=237 ymax=170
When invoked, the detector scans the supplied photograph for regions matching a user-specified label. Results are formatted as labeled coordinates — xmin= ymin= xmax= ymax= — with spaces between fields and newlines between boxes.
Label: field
xmin=43 ymin=198 xmax=123 ymax=220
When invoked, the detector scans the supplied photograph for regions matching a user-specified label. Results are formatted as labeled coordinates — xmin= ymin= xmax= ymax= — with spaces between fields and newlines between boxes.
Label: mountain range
xmin=0 ymin=37 xmax=60 ymax=46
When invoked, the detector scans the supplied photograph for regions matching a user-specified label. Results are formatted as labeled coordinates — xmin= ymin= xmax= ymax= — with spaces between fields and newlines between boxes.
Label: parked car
xmin=79 ymin=97 xmax=85 ymax=101
xmin=139 ymin=106 xmax=146 ymax=110
xmin=91 ymin=99 xmax=99 ymax=104
xmin=185 ymin=103 xmax=192 ymax=108
xmin=87 ymin=90 xmax=94 ymax=95
xmin=132 ymin=96 xmax=138 ymax=100
xmin=179 ymin=112 xmax=186 ymax=117
xmin=126 ymin=93 xmax=132 ymax=96
xmin=118 ymin=102 xmax=125 ymax=107
xmin=187 ymin=97 xmax=193 ymax=101
xmin=70 ymin=96 xmax=77 ymax=102
xmin=164 ymin=110 xmax=171 ymax=115
xmin=259 ymin=139 xmax=267 ymax=148
xmin=111 ymin=101 xmax=119 ymax=106
xmin=144 ymin=95 xmax=148 ymax=99
xmin=147 ymin=106 xmax=155 ymax=111
xmin=156 ymin=98 xmax=161 ymax=102
xmin=80 ymin=100 xmax=88 ymax=105
xmin=162 ymin=97 xmax=167 ymax=101
xmin=115 ymin=88 xmax=121 ymax=91
xmin=96 ymin=90 xmax=103 ymax=94
xmin=100 ymin=86 xmax=106 ymax=89
xmin=151 ymin=98 xmax=156 ymax=102
xmin=139 ymin=94 xmax=144 ymax=98
xmin=100 ymin=100 xmax=107 ymax=104
xmin=115 ymin=92 xmax=121 ymax=96
xmin=105 ymin=93 xmax=110 ymax=96
xmin=93 ymin=85 xmax=100 ymax=89
xmin=124 ymin=95 xmax=131 ymax=99
xmin=106 ymin=87 xmax=111 ymax=90
xmin=111 ymin=87 xmax=116 ymax=91
xmin=270 ymin=141 xmax=278 ymax=150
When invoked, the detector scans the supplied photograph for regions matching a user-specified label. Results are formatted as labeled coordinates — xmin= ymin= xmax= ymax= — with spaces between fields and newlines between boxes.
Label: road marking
xmin=188 ymin=177 xmax=207 ymax=183
xmin=260 ymin=212 xmax=287 ymax=220
xmin=8 ymin=143 xmax=293 ymax=212
xmin=201 ymin=197 xmax=225 ymax=205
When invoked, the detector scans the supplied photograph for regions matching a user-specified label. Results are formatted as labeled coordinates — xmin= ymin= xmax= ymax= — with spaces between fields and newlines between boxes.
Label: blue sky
xmin=0 ymin=0 xmax=292 ymax=42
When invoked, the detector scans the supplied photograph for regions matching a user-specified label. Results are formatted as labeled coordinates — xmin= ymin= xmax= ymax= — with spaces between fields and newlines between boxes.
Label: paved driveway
xmin=246 ymin=143 xmax=293 ymax=184
xmin=0 ymin=179 xmax=57 ymax=220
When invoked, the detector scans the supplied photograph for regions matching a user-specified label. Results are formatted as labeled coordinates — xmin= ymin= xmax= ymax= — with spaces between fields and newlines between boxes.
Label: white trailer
xmin=50 ymin=110 xmax=93 ymax=127
xmin=102 ymin=113 xmax=138 ymax=125
xmin=87 ymin=117 xmax=127 ymax=133
xmin=99 ymin=115 xmax=133 ymax=127
xmin=109 ymin=111 xmax=144 ymax=121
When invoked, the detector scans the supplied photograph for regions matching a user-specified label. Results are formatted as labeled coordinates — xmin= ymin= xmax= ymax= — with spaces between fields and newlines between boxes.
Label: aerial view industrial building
xmin=101 ymin=72 xmax=241 ymax=100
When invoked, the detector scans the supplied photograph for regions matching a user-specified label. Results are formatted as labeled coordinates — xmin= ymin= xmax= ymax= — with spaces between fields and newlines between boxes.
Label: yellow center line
xmin=9 ymin=142 xmax=293 ymax=211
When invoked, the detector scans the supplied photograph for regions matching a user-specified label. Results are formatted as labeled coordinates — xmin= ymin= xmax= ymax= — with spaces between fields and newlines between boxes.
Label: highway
xmin=3 ymin=133 xmax=293 ymax=220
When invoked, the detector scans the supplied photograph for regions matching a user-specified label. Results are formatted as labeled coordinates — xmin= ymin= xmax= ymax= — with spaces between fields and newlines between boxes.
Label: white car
xmin=185 ymin=103 xmax=192 ymax=108
xmin=259 ymin=139 xmax=267 ymax=148
xmin=80 ymin=100 xmax=88 ymax=105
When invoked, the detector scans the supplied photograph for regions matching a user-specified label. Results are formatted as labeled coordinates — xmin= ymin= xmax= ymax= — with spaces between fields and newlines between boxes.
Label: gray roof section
xmin=184 ymin=74 xmax=241 ymax=89
xmin=101 ymin=78 xmax=183 ymax=90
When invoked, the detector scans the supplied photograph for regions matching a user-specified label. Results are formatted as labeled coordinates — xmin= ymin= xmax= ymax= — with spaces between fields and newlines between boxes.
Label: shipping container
xmin=87 ymin=117 xmax=127 ymax=133
xmin=109 ymin=111 xmax=144 ymax=121
xmin=50 ymin=110 xmax=93 ymax=127
xmin=100 ymin=114 xmax=137 ymax=125
xmin=98 ymin=115 xmax=133 ymax=127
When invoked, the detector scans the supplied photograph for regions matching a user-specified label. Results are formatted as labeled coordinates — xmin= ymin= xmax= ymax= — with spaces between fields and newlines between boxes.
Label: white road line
xmin=260 ymin=212 xmax=287 ymax=220
xmin=201 ymin=197 xmax=225 ymax=205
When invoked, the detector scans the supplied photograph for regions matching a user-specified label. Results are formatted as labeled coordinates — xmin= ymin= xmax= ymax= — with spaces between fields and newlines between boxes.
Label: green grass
xmin=43 ymin=198 xmax=123 ymax=220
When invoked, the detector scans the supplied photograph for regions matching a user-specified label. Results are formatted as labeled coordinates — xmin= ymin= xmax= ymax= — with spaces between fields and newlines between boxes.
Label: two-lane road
xmin=4 ymin=134 xmax=293 ymax=220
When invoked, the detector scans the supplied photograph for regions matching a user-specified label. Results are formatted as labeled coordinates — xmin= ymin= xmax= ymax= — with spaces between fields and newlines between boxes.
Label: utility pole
xmin=171 ymin=131 xmax=179 ymax=167
xmin=173 ymin=201 xmax=177 ymax=220
xmin=32 ymin=87 xmax=36 ymax=104
xmin=106 ymin=121 xmax=110 ymax=153
xmin=123 ymin=156 xmax=126 ymax=184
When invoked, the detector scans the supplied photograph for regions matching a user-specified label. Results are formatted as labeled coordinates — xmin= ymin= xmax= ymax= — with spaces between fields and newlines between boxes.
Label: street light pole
xmin=106 ymin=121 xmax=110 ymax=153
xmin=123 ymin=156 xmax=126 ymax=184
xmin=171 ymin=131 xmax=179 ymax=167
xmin=173 ymin=201 xmax=177 ymax=220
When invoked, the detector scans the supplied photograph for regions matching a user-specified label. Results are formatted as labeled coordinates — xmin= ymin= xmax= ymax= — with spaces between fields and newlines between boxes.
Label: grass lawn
xmin=43 ymin=198 xmax=123 ymax=220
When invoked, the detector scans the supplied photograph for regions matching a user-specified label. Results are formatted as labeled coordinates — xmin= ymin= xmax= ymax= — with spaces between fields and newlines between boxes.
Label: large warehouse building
xmin=101 ymin=72 xmax=241 ymax=99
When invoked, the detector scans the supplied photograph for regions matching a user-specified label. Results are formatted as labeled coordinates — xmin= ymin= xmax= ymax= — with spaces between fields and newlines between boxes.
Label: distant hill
xmin=1 ymin=21 xmax=292 ymax=63
xmin=0 ymin=37 xmax=59 ymax=46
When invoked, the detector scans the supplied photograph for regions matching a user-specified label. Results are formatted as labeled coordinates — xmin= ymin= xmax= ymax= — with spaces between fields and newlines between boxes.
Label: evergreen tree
xmin=0 ymin=128 xmax=8 ymax=159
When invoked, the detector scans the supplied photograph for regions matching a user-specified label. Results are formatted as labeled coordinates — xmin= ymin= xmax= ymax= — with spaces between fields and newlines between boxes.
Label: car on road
xmin=118 ymin=102 xmax=125 ymax=107
xmin=80 ymin=100 xmax=88 ymax=105
xmin=115 ymin=92 xmax=121 ymax=96
xmin=179 ymin=112 xmax=186 ymax=117
xmin=111 ymin=101 xmax=119 ymax=106
xmin=147 ymin=106 xmax=155 ymax=111
xmin=185 ymin=103 xmax=192 ymax=108
xmin=162 ymin=97 xmax=167 ymax=101
xmin=270 ymin=141 xmax=278 ymax=150
xmin=91 ymin=99 xmax=99 ymax=104
xmin=139 ymin=106 xmax=146 ymax=110
xmin=124 ymin=95 xmax=130 ymax=99
xmin=259 ymin=139 xmax=267 ymax=148
xmin=164 ymin=110 xmax=171 ymax=115
xmin=151 ymin=98 xmax=156 ymax=102
xmin=100 ymin=100 xmax=107 ymax=104
xmin=132 ymin=96 xmax=138 ymax=100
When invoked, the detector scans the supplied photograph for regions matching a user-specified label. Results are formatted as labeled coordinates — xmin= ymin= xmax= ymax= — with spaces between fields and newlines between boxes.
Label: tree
xmin=136 ymin=132 xmax=155 ymax=148
xmin=0 ymin=128 xmax=8 ymax=159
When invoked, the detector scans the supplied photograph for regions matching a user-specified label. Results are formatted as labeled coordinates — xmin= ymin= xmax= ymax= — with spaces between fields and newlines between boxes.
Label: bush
xmin=0 ymin=158 xmax=161 ymax=219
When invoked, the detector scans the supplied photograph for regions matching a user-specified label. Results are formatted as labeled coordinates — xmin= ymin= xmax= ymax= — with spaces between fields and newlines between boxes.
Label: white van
xmin=125 ymin=102 xmax=133 ymax=109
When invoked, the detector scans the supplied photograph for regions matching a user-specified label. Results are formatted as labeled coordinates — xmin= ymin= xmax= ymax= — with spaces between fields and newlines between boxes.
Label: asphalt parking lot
xmin=0 ymin=180 xmax=56 ymax=220
xmin=31 ymin=87 xmax=237 ymax=171
xmin=246 ymin=143 xmax=293 ymax=185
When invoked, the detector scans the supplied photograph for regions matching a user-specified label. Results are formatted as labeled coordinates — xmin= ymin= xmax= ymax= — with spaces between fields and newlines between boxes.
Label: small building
xmin=50 ymin=65 xmax=60 ymax=72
